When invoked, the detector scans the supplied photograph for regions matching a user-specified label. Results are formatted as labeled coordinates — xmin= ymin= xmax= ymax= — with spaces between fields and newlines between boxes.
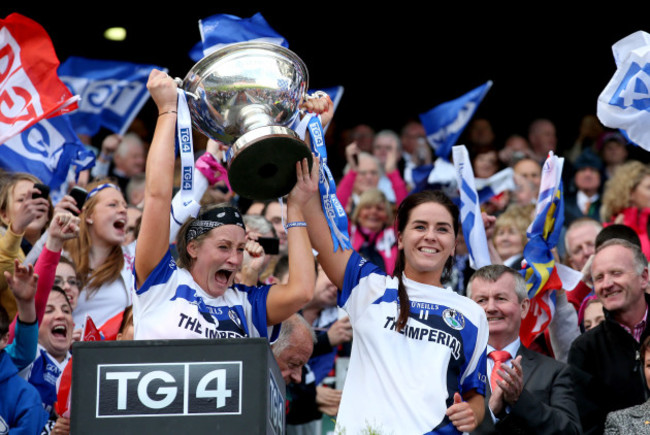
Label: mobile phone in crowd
xmin=69 ymin=186 xmax=88 ymax=216
xmin=257 ymin=237 xmax=280 ymax=255
xmin=32 ymin=183 xmax=50 ymax=200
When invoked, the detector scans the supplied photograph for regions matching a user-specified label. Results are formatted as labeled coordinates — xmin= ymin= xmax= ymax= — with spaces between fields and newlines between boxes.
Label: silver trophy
xmin=180 ymin=42 xmax=312 ymax=200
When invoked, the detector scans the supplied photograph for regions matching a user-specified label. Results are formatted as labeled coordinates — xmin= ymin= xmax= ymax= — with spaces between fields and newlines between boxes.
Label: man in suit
xmin=467 ymin=265 xmax=581 ymax=434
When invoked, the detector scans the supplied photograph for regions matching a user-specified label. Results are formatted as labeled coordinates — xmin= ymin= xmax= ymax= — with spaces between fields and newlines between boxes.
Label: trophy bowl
xmin=181 ymin=42 xmax=313 ymax=200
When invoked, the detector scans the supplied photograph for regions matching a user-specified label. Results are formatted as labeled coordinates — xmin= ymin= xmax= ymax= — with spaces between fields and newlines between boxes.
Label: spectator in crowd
xmin=272 ymin=314 xmax=315 ymax=386
xmin=566 ymin=114 xmax=604 ymax=163
xmin=580 ymin=297 xmax=604 ymax=332
xmin=467 ymin=118 xmax=496 ymax=149
xmin=604 ymin=336 xmax=650 ymax=434
xmin=528 ymin=119 xmax=557 ymax=163
xmin=600 ymin=160 xmax=650 ymax=258
xmin=132 ymin=70 xmax=315 ymax=340
xmin=0 ymin=301 xmax=47 ymax=434
xmin=472 ymin=146 xmax=500 ymax=179
xmin=498 ymin=135 xmax=534 ymax=167
xmin=262 ymin=199 xmax=288 ymax=256
xmin=599 ymin=132 xmax=628 ymax=181
xmin=372 ymin=130 xmax=408 ymax=204
xmin=62 ymin=179 xmax=135 ymax=329
xmin=349 ymin=124 xmax=374 ymax=153
xmin=123 ymin=205 xmax=142 ymax=246
xmin=491 ymin=205 xmax=534 ymax=268
xmin=0 ymin=173 xmax=51 ymax=319
xmin=125 ymin=173 xmax=145 ymax=207
xmin=338 ymin=144 xmax=408 ymax=215
xmin=564 ymin=149 xmax=603 ymax=225
xmin=349 ymin=188 xmax=397 ymax=274
xmin=116 ymin=305 xmax=134 ymax=341
xmin=512 ymin=157 xmax=542 ymax=205
xmin=467 ymin=265 xmax=581 ymax=434
xmin=567 ymin=222 xmax=641 ymax=314
xmin=301 ymin=264 xmax=352 ymax=386
xmin=238 ymin=214 xmax=278 ymax=284
xmin=19 ymin=287 xmax=73 ymax=428
xmin=564 ymin=218 xmax=602 ymax=272
xmin=110 ymin=133 xmax=146 ymax=192
xmin=569 ymin=239 xmax=650 ymax=434
xmin=399 ymin=120 xmax=430 ymax=187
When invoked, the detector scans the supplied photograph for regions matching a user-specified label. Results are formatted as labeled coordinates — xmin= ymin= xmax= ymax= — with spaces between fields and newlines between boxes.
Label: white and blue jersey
xmin=335 ymin=252 xmax=488 ymax=435
xmin=133 ymin=250 xmax=279 ymax=341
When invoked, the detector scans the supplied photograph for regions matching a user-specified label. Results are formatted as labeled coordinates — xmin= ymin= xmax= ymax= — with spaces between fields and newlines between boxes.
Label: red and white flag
xmin=0 ymin=13 xmax=79 ymax=144
xmin=82 ymin=314 xmax=102 ymax=341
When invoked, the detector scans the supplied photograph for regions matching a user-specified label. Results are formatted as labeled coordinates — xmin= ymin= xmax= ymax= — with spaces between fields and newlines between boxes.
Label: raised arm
xmin=7 ymin=212 xmax=79 ymax=341
xmin=135 ymin=70 xmax=177 ymax=287
xmin=265 ymin=158 xmax=317 ymax=325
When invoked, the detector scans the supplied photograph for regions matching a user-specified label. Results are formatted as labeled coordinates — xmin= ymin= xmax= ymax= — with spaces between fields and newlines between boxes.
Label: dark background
xmin=3 ymin=4 xmax=650 ymax=156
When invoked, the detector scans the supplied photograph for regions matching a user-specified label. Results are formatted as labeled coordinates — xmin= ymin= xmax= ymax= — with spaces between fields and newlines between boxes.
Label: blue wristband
xmin=285 ymin=221 xmax=307 ymax=230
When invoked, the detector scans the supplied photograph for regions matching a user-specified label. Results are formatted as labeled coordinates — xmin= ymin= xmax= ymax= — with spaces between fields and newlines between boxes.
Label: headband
xmin=185 ymin=206 xmax=246 ymax=243
xmin=86 ymin=183 xmax=120 ymax=200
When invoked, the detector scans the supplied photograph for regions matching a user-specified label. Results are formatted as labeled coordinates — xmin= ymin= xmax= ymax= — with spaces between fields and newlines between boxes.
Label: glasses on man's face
xmin=54 ymin=277 xmax=79 ymax=287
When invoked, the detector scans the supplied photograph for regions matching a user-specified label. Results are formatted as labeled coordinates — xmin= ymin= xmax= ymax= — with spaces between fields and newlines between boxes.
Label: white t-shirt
xmin=133 ymin=250 xmax=279 ymax=341
xmin=334 ymin=252 xmax=488 ymax=435
xmin=72 ymin=243 xmax=135 ymax=328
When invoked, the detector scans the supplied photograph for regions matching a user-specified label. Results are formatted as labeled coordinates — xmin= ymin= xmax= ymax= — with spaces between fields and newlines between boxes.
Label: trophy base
xmin=228 ymin=126 xmax=313 ymax=200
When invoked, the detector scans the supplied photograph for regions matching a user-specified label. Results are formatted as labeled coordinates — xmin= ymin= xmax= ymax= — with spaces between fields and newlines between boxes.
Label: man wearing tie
xmin=467 ymin=265 xmax=581 ymax=434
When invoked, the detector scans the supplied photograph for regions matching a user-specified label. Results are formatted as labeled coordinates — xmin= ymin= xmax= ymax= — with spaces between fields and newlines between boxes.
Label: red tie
xmin=489 ymin=350 xmax=511 ymax=391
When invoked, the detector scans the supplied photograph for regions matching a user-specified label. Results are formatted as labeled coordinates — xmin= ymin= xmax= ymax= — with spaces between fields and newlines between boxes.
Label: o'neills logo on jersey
xmin=96 ymin=362 xmax=242 ymax=417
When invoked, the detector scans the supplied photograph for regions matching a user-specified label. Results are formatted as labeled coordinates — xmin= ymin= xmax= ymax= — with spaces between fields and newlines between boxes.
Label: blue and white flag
xmin=420 ymin=81 xmax=493 ymax=160
xmin=475 ymin=168 xmax=516 ymax=204
xmin=411 ymin=157 xmax=459 ymax=200
xmin=452 ymin=145 xmax=490 ymax=270
xmin=190 ymin=13 xmax=288 ymax=62
xmin=0 ymin=114 xmax=95 ymax=200
xmin=58 ymin=57 xmax=165 ymax=137
xmin=598 ymin=31 xmax=650 ymax=152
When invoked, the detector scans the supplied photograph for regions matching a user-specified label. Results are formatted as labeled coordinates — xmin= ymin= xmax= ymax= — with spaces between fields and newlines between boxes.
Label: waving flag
xmin=58 ymin=57 xmax=164 ymax=136
xmin=452 ymin=145 xmax=490 ymax=269
xmin=597 ymin=31 xmax=650 ymax=151
xmin=0 ymin=115 xmax=95 ymax=199
xmin=411 ymin=157 xmax=458 ymax=199
xmin=190 ymin=13 xmax=288 ymax=62
xmin=0 ymin=13 xmax=79 ymax=144
xmin=475 ymin=168 xmax=516 ymax=204
xmin=519 ymin=151 xmax=565 ymax=347
xmin=419 ymin=81 xmax=492 ymax=160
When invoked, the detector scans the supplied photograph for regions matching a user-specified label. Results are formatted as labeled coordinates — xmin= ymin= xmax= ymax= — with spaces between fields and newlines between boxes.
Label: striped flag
xmin=452 ymin=145 xmax=490 ymax=269
xmin=519 ymin=151 xmax=565 ymax=346
xmin=0 ymin=13 xmax=79 ymax=144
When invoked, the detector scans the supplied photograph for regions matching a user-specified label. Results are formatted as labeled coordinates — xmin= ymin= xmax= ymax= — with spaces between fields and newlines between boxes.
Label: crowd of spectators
xmin=2 ymin=72 xmax=650 ymax=434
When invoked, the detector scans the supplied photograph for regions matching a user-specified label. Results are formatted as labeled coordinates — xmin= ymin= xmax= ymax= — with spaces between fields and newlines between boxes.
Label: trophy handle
xmin=299 ymin=91 xmax=329 ymax=116
xmin=174 ymin=77 xmax=199 ymax=100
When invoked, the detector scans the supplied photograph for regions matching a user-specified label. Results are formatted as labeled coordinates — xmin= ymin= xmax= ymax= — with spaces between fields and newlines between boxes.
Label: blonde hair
xmin=351 ymin=188 xmax=394 ymax=224
xmin=493 ymin=204 xmax=534 ymax=247
xmin=601 ymin=160 xmax=650 ymax=222
xmin=64 ymin=179 xmax=124 ymax=294
xmin=0 ymin=172 xmax=52 ymax=230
